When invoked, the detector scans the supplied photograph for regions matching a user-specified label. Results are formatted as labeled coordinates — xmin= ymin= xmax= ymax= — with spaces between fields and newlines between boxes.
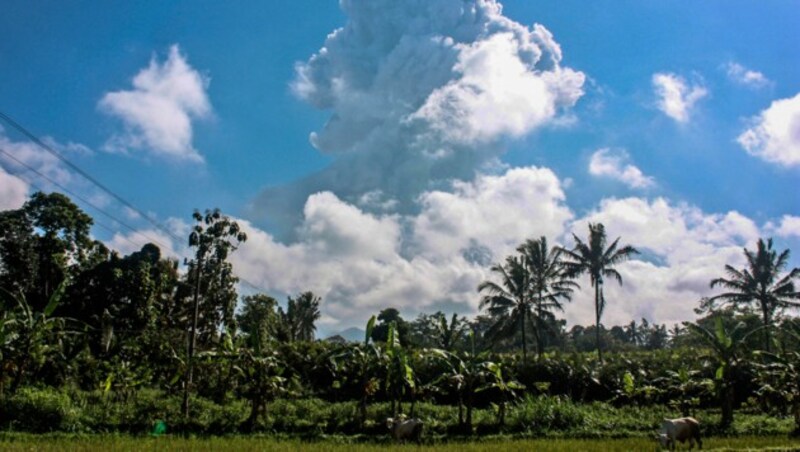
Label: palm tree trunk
xmin=521 ymin=311 xmax=527 ymax=362
xmin=534 ymin=306 xmax=543 ymax=359
xmin=762 ymin=306 xmax=771 ymax=353
xmin=595 ymin=284 xmax=603 ymax=362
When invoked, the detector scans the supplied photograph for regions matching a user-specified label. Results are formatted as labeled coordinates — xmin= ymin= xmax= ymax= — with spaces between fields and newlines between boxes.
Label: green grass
xmin=1 ymin=435 xmax=798 ymax=451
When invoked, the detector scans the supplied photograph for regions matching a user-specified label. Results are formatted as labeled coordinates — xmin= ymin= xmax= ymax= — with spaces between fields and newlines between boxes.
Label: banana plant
xmin=687 ymin=318 xmax=758 ymax=428
xmin=383 ymin=320 xmax=416 ymax=416
xmin=756 ymin=324 xmax=800 ymax=434
xmin=429 ymin=330 xmax=486 ymax=433
xmin=231 ymin=325 xmax=292 ymax=432
xmin=476 ymin=361 xmax=524 ymax=426
xmin=659 ymin=367 xmax=712 ymax=417
xmin=330 ymin=315 xmax=384 ymax=428
xmin=0 ymin=281 xmax=70 ymax=392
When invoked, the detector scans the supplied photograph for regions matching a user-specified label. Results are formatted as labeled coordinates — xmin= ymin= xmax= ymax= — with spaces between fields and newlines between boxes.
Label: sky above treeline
xmin=1 ymin=0 xmax=799 ymax=335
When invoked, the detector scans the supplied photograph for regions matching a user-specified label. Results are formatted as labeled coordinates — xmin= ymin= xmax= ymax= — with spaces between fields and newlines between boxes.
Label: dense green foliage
xmin=1 ymin=191 xmax=799 ymax=440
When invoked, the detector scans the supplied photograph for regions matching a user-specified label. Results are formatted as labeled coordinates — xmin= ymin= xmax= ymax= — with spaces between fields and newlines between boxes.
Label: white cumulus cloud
xmin=99 ymin=45 xmax=211 ymax=163
xmin=652 ymin=72 xmax=708 ymax=123
xmin=588 ymin=148 xmax=654 ymax=189
xmin=0 ymin=165 xmax=28 ymax=210
xmin=773 ymin=215 xmax=800 ymax=238
xmin=737 ymin=92 xmax=800 ymax=167
xmin=725 ymin=61 xmax=770 ymax=89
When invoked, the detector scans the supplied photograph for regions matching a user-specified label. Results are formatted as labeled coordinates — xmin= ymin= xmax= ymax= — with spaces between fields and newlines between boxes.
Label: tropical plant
xmin=687 ymin=318 xmax=757 ymax=428
xmin=518 ymin=237 xmax=578 ymax=359
xmin=429 ymin=332 xmax=485 ymax=433
xmin=477 ymin=361 xmax=524 ymax=426
xmin=277 ymin=292 xmax=322 ymax=342
xmin=560 ymin=223 xmax=639 ymax=361
xmin=432 ymin=312 xmax=467 ymax=351
xmin=0 ymin=281 xmax=71 ymax=392
xmin=330 ymin=316 xmax=383 ymax=427
xmin=659 ymin=367 xmax=711 ymax=417
xmin=707 ymin=238 xmax=800 ymax=352
xmin=383 ymin=321 xmax=416 ymax=416
xmin=756 ymin=323 xmax=800 ymax=435
xmin=237 ymin=294 xmax=280 ymax=350
xmin=478 ymin=255 xmax=533 ymax=360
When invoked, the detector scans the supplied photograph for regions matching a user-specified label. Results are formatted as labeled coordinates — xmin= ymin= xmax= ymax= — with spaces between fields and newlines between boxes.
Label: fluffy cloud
xmin=737 ymin=92 xmax=800 ymax=167
xmin=412 ymin=166 xmax=572 ymax=260
xmin=652 ymin=72 xmax=708 ymax=123
xmin=236 ymin=166 xmax=571 ymax=326
xmin=252 ymin=0 xmax=584 ymax=234
xmin=588 ymin=148 xmax=654 ymax=189
xmin=725 ymin=61 xmax=770 ymax=89
xmin=226 ymin=164 xmax=777 ymax=330
xmin=0 ymin=165 xmax=28 ymax=210
xmin=773 ymin=215 xmax=800 ymax=238
xmin=99 ymin=45 xmax=211 ymax=162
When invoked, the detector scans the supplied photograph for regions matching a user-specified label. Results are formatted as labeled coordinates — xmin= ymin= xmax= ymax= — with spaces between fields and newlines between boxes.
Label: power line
xmin=0 ymin=146 xmax=176 ymax=254
xmin=0 ymin=110 xmax=272 ymax=295
xmin=0 ymin=160 xmax=148 ymax=253
xmin=0 ymin=110 xmax=185 ymax=245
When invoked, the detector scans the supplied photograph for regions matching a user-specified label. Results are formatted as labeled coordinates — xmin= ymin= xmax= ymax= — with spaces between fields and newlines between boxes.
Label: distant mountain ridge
xmin=327 ymin=327 xmax=365 ymax=343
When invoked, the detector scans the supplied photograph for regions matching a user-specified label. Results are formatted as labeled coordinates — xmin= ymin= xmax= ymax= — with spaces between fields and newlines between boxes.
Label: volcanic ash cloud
xmin=251 ymin=0 xmax=585 ymax=235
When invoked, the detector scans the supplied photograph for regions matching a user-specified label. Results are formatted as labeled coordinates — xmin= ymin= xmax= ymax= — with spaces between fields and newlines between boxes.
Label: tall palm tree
xmin=708 ymin=238 xmax=800 ymax=351
xmin=518 ymin=236 xmax=578 ymax=358
xmin=478 ymin=255 xmax=533 ymax=360
xmin=560 ymin=223 xmax=639 ymax=361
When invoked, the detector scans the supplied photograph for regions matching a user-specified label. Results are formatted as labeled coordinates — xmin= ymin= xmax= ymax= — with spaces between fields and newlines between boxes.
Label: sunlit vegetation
xmin=1 ymin=192 xmax=800 ymax=446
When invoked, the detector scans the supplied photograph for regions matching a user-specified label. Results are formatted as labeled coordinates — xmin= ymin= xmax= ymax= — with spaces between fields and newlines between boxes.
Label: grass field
xmin=2 ymin=435 xmax=799 ymax=451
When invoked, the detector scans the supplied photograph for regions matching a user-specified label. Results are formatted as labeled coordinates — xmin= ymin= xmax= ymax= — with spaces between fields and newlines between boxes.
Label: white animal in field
xmin=385 ymin=415 xmax=423 ymax=443
xmin=658 ymin=417 xmax=702 ymax=450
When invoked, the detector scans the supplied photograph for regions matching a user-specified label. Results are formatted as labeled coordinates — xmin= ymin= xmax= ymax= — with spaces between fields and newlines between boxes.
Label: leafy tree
xmin=560 ymin=223 xmax=639 ymax=361
xmin=707 ymin=238 xmax=800 ymax=352
xmin=478 ymin=255 xmax=533 ymax=360
xmin=0 ymin=209 xmax=37 ymax=296
xmin=65 ymin=244 xmax=178 ymax=359
xmin=237 ymin=294 xmax=280 ymax=350
xmin=370 ymin=307 xmax=410 ymax=345
xmin=276 ymin=292 xmax=321 ymax=342
xmin=518 ymin=237 xmax=577 ymax=358
xmin=25 ymin=192 xmax=97 ymax=310
xmin=182 ymin=208 xmax=246 ymax=417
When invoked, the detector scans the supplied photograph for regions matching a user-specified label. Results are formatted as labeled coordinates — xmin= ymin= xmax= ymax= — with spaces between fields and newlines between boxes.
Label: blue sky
xmin=1 ymin=1 xmax=799 ymax=333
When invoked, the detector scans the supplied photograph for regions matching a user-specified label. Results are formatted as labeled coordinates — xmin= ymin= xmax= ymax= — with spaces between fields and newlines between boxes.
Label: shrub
xmin=0 ymin=387 xmax=83 ymax=432
xmin=510 ymin=395 xmax=585 ymax=433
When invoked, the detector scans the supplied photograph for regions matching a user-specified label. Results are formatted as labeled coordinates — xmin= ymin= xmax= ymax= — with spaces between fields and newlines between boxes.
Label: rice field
xmin=2 ymin=435 xmax=799 ymax=451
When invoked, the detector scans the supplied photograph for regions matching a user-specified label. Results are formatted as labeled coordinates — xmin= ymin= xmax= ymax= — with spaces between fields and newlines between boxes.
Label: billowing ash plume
xmin=250 ymin=0 xmax=584 ymax=236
